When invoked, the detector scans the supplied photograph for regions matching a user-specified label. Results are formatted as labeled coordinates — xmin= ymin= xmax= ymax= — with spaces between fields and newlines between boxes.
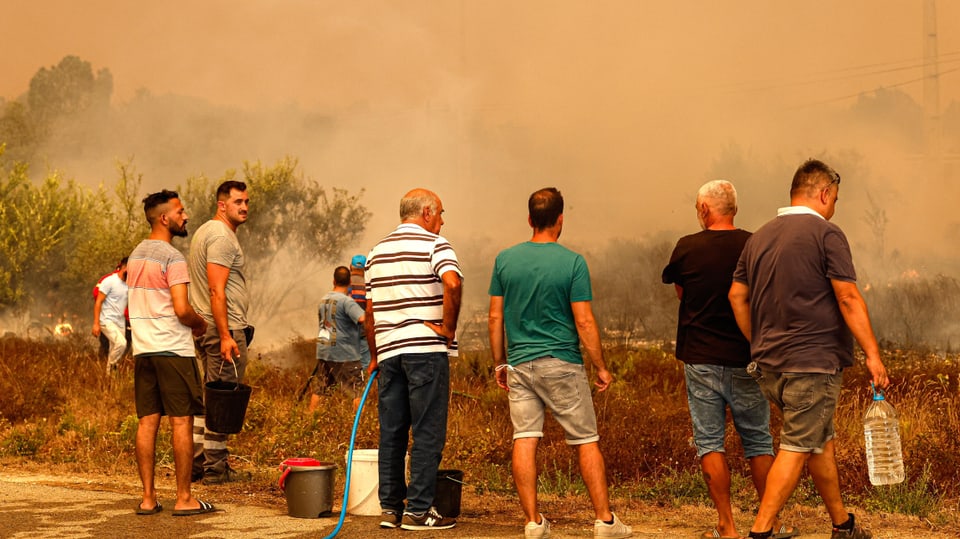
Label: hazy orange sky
xmin=3 ymin=1 xmax=957 ymax=244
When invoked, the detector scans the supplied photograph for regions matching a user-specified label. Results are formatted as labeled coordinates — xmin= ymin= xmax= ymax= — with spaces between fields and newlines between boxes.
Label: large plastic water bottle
xmin=863 ymin=385 xmax=905 ymax=485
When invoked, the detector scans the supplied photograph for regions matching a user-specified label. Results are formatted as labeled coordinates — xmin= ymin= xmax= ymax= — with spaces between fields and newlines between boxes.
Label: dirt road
xmin=0 ymin=468 xmax=953 ymax=538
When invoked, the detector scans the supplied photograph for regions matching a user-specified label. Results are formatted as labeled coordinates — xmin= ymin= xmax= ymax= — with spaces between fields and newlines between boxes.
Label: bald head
xmin=400 ymin=188 xmax=439 ymax=221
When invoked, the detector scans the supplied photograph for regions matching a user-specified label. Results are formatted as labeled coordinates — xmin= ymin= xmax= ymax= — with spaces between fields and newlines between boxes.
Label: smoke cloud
xmin=3 ymin=1 xmax=959 ymax=346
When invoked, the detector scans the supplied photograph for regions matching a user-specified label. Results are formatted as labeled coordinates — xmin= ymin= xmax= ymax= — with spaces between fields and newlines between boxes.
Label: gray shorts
xmin=758 ymin=370 xmax=843 ymax=453
xmin=507 ymin=357 xmax=599 ymax=445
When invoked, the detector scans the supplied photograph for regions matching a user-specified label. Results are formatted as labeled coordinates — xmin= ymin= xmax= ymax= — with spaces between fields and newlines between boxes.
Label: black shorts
xmin=135 ymin=354 xmax=204 ymax=418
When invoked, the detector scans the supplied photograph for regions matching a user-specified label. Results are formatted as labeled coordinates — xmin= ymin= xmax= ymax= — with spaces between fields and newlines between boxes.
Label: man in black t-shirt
xmin=664 ymin=180 xmax=788 ymax=539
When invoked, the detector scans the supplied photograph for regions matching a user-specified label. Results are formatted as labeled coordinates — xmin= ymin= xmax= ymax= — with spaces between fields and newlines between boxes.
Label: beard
xmin=170 ymin=222 xmax=189 ymax=238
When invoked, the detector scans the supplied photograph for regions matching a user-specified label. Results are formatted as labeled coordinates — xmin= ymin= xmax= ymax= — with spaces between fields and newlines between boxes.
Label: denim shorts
xmin=684 ymin=363 xmax=773 ymax=458
xmin=507 ymin=357 xmax=599 ymax=445
xmin=758 ymin=370 xmax=843 ymax=454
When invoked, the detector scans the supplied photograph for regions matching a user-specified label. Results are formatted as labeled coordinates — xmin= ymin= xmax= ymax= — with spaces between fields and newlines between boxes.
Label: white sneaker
xmin=594 ymin=512 xmax=632 ymax=538
xmin=525 ymin=513 xmax=550 ymax=538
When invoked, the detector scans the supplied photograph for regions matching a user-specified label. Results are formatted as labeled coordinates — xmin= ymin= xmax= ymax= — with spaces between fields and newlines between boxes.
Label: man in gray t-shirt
xmin=309 ymin=266 xmax=366 ymax=412
xmin=729 ymin=159 xmax=890 ymax=539
xmin=187 ymin=180 xmax=251 ymax=485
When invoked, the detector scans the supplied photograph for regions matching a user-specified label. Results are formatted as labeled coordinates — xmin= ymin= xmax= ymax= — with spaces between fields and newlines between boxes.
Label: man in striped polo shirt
xmin=364 ymin=188 xmax=463 ymax=531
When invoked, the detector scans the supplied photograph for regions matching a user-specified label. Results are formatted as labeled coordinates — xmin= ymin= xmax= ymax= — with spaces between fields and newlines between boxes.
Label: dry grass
xmin=1 ymin=334 xmax=959 ymax=532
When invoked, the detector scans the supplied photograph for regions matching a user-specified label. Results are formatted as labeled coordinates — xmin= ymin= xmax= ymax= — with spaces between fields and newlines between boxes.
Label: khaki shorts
xmin=134 ymin=354 xmax=204 ymax=418
xmin=507 ymin=357 xmax=599 ymax=445
xmin=758 ymin=370 xmax=843 ymax=453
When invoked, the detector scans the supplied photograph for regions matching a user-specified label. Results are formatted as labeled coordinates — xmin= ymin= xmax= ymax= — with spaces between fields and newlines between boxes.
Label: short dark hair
xmin=790 ymin=159 xmax=840 ymax=198
xmin=142 ymin=190 xmax=179 ymax=224
xmin=217 ymin=180 xmax=247 ymax=201
xmin=528 ymin=187 xmax=563 ymax=230
xmin=333 ymin=266 xmax=351 ymax=287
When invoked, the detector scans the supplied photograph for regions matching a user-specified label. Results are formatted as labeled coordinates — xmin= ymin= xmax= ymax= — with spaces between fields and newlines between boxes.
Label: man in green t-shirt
xmin=488 ymin=187 xmax=632 ymax=539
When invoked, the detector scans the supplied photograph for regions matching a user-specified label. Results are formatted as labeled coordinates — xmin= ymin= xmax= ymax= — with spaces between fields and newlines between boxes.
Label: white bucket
xmin=345 ymin=449 xmax=381 ymax=516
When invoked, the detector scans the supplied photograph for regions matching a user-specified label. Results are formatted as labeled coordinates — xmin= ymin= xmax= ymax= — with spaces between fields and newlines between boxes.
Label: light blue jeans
xmin=684 ymin=363 xmax=773 ymax=458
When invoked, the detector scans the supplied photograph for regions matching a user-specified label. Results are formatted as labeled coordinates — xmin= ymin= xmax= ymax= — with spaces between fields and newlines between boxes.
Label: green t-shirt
xmin=488 ymin=241 xmax=592 ymax=366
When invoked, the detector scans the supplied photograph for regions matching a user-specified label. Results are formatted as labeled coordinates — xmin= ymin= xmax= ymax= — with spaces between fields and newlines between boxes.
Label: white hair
xmin=697 ymin=180 xmax=738 ymax=216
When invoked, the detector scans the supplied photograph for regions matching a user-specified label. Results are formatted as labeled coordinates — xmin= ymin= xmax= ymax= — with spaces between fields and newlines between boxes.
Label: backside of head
xmin=333 ymin=266 xmax=351 ymax=287
xmin=790 ymin=159 xmax=839 ymax=200
xmin=528 ymin=187 xmax=563 ymax=231
xmin=399 ymin=188 xmax=439 ymax=221
xmin=142 ymin=189 xmax=180 ymax=226
xmin=697 ymin=180 xmax=738 ymax=217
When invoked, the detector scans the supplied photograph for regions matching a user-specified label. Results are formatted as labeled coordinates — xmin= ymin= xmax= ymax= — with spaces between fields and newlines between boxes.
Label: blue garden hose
xmin=323 ymin=369 xmax=379 ymax=539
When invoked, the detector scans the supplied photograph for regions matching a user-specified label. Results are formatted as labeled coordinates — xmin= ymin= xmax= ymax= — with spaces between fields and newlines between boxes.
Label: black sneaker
xmin=831 ymin=513 xmax=872 ymax=539
xmin=380 ymin=510 xmax=402 ymax=528
xmin=202 ymin=466 xmax=248 ymax=485
xmin=400 ymin=506 xmax=456 ymax=530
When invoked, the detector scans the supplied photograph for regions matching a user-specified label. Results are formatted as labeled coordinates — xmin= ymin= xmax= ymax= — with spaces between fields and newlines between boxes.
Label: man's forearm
xmin=442 ymin=276 xmax=462 ymax=333
xmin=210 ymin=292 xmax=231 ymax=337
xmin=578 ymin=323 xmax=607 ymax=371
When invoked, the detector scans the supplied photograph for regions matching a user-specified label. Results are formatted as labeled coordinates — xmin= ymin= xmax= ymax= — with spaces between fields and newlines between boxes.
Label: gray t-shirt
xmin=188 ymin=219 xmax=249 ymax=329
xmin=733 ymin=208 xmax=856 ymax=373
xmin=316 ymin=291 xmax=365 ymax=363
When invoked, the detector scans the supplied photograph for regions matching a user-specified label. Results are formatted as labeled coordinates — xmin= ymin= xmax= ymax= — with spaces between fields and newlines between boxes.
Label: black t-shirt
xmin=662 ymin=229 xmax=752 ymax=366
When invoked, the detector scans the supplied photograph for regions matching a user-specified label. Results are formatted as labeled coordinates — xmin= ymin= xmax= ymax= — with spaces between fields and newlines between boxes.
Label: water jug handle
xmin=278 ymin=464 xmax=291 ymax=491
xmin=870 ymin=381 xmax=885 ymax=401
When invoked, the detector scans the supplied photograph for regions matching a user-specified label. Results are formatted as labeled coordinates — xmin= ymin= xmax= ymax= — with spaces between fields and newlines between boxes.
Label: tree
xmin=27 ymin=55 xmax=112 ymax=128
xmin=179 ymin=157 xmax=371 ymax=326
xmin=0 ymin=103 xmax=39 ymax=163
xmin=0 ymin=153 xmax=95 ymax=315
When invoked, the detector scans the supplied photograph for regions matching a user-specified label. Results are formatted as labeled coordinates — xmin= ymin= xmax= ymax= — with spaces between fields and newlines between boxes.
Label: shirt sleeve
xmin=345 ymin=298 xmax=364 ymax=323
xmin=488 ymin=255 xmax=503 ymax=297
xmin=732 ymin=236 xmax=752 ymax=284
xmin=824 ymin=226 xmax=857 ymax=282
xmin=206 ymin=235 xmax=238 ymax=269
xmin=166 ymin=252 xmax=191 ymax=287
xmin=432 ymin=236 xmax=463 ymax=279
xmin=569 ymin=255 xmax=592 ymax=302
xmin=662 ymin=241 xmax=683 ymax=285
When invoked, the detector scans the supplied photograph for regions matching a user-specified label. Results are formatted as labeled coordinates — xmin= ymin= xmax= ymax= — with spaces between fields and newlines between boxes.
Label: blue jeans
xmin=684 ymin=363 xmax=773 ymax=458
xmin=377 ymin=352 xmax=450 ymax=514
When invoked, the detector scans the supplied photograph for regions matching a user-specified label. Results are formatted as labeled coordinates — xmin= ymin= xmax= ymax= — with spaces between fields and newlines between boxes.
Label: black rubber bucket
xmin=204 ymin=380 xmax=252 ymax=434
xmin=435 ymin=469 xmax=464 ymax=518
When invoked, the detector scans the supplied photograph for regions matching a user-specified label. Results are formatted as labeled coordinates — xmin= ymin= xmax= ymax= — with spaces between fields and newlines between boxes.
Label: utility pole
xmin=923 ymin=0 xmax=941 ymax=157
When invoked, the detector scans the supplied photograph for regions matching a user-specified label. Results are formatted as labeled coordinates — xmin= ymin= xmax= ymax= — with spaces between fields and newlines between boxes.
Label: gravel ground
xmin=0 ymin=464 xmax=955 ymax=538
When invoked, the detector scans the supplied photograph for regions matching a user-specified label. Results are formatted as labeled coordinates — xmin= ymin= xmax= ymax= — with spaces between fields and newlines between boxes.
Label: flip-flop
xmin=172 ymin=499 xmax=217 ymax=517
xmin=772 ymin=524 xmax=799 ymax=539
xmin=135 ymin=502 xmax=162 ymax=515
xmin=701 ymin=528 xmax=741 ymax=539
